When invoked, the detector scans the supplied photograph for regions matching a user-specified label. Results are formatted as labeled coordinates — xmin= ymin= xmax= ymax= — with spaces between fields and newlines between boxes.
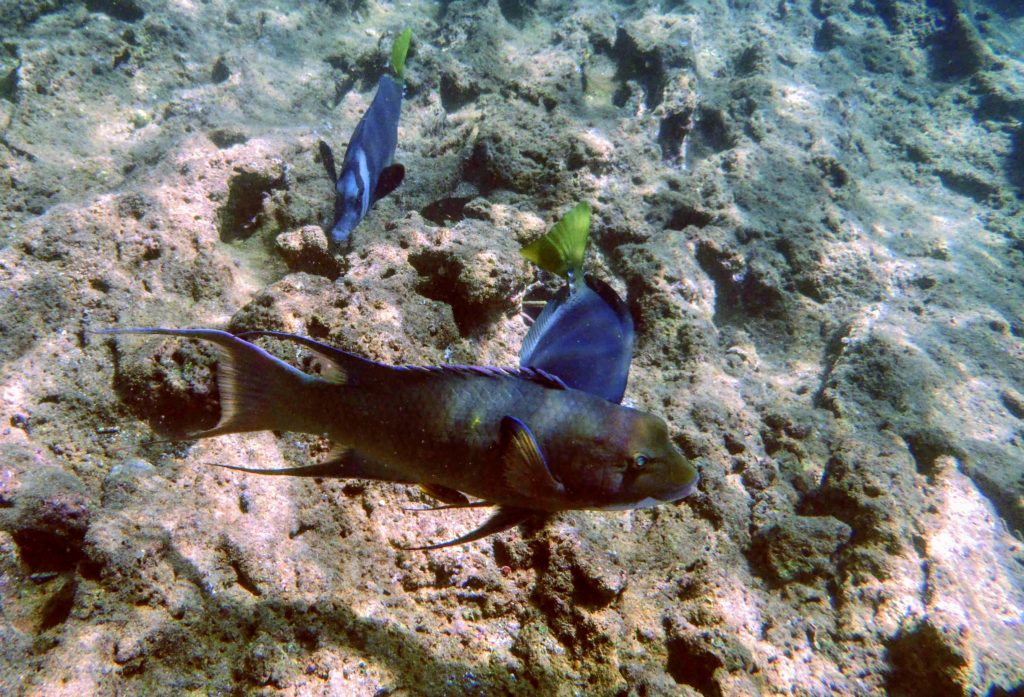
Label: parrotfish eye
xmin=631 ymin=453 xmax=649 ymax=470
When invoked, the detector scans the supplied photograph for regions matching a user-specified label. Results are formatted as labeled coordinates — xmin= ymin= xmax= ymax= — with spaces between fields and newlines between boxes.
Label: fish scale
xmin=320 ymin=368 xmax=552 ymax=499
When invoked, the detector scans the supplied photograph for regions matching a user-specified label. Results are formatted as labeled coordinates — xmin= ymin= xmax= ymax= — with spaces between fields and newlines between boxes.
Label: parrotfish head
xmin=556 ymin=405 xmax=699 ymax=510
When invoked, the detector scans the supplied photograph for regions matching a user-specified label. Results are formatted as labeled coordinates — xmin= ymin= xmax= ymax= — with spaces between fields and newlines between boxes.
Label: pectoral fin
xmin=500 ymin=416 xmax=565 ymax=499
xmin=318 ymin=140 xmax=338 ymax=183
xmin=373 ymin=164 xmax=405 ymax=201
xmin=402 ymin=506 xmax=536 ymax=550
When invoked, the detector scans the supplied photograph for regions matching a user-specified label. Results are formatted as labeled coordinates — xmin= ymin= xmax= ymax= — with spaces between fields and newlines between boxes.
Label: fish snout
xmin=331 ymin=210 xmax=361 ymax=245
xmin=660 ymin=456 xmax=700 ymax=502
xmin=662 ymin=471 xmax=700 ymax=501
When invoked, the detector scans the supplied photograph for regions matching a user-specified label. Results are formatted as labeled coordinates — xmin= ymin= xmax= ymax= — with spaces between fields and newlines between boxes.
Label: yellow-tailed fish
xmin=519 ymin=202 xmax=636 ymax=404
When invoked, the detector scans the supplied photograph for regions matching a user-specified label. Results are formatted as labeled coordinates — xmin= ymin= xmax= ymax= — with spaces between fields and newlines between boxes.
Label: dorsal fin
xmin=236 ymin=330 xmax=390 ymax=386
xmin=393 ymin=364 xmax=567 ymax=390
xmin=238 ymin=331 xmax=569 ymax=391
xmin=318 ymin=140 xmax=338 ymax=183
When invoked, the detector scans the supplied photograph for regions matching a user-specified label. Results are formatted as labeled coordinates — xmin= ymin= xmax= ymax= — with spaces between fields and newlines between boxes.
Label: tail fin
xmin=94 ymin=328 xmax=322 ymax=438
xmin=520 ymin=202 xmax=591 ymax=283
xmin=390 ymin=28 xmax=413 ymax=81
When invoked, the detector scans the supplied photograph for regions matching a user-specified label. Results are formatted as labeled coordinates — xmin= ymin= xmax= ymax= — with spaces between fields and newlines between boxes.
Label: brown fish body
xmin=308 ymin=364 xmax=646 ymax=511
xmin=99 ymin=328 xmax=699 ymax=547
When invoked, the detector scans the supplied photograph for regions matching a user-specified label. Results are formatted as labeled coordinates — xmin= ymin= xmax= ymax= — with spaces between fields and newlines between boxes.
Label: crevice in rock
xmin=667 ymin=204 xmax=713 ymax=231
xmin=208 ymin=129 xmax=248 ymax=149
xmin=936 ymin=168 xmax=997 ymax=203
xmin=609 ymin=27 xmax=667 ymax=110
xmin=901 ymin=428 xmax=960 ymax=476
xmin=324 ymin=51 xmax=382 ymax=93
xmin=85 ymin=0 xmax=145 ymax=22
xmin=210 ymin=56 xmax=230 ymax=84
xmin=1 ymin=43 xmax=20 ymax=103
xmin=695 ymin=238 xmax=786 ymax=326
xmin=690 ymin=106 xmax=732 ymax=157
xmin=420 ymin=196 xmax=473 ymax=225
xmin=665 ymin=634 xmax=723 ymax=696
xmin=218 ymin=168 xmax=286 ymax=242
xmin=231 ymin=558 xmax=262 ymax=596
xmin=439 ymin=70 xmax=480 ymax=112
xmin=497 ymin=0 xmax=535 ymax=27
xmin=657 ymin=108 xmax=693 ymax=163
xmin=110 ymin=339 xmax=220 ymax=437
xmin=886 ymin=620 xmax=969 ymax=696
xmin=813 ymin=18 xmax=842 ymax=52
xmin=927 ymin=9 xmax=989 ymax=81
xmin=408 ymin=251 xmax=478 ymax=337
xmin=12 ymin=528 xmax=85 ymax=573
xmin=38 ymin=575 xmax=77 ymax=631
xmin=1007 ymin=127 xmax=1023 ymax=198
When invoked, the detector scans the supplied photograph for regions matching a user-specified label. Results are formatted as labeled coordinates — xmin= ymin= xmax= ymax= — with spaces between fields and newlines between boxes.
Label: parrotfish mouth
xmin=664 ymin=475 xmax=700 ymax=502
xmin=595 ymin=474 xmax=700 ymax=512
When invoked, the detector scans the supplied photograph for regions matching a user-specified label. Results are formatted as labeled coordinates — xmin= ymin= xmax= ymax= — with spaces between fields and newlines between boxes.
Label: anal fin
xmin=212 ymin=446 xmax=413 ymax=484
xmin=401 ymin=507 xmax=537 ymax=551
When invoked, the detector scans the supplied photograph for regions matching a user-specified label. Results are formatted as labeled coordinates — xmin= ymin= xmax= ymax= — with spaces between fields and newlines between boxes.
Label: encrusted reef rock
xmin=749 ymin=514 xmax=852 ymax=585
xmin=1 ymin=0 xmax=1023 ymax=695
xmin=274 ymin=225 xmax=342 ymax=279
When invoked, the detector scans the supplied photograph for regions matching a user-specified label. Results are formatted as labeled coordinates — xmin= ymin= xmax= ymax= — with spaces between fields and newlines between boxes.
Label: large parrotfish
xmin=99 ymin=203 xmax=698 ymax=549
xmin=99 ymin=326 xmax=698 ymax=550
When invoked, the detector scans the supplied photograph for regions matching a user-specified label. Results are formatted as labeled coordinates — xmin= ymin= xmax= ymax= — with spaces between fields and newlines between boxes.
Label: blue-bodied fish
xmin=320 ymin=29 xmax=412 ymax=244
xmin=519 ymin=203 xmax=636 ymax=404
xmin=96 ymin=327 xmax=698 ymax=549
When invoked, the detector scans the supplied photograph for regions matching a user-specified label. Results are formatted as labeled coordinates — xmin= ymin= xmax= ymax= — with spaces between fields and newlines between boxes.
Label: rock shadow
xmin=96 ymin=541 xmax=551 ymax=694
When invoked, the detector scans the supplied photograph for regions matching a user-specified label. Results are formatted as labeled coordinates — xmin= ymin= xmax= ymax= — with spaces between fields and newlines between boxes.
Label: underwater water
xmin=0 ymin=0 xmax=1022 ymax=694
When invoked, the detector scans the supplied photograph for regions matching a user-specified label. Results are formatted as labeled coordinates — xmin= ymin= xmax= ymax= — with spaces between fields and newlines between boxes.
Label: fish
xmin=96 ymin=327 xmax=699 ymax=549
xmin=320 ymin=30 xmax=412 ymax=244
xmin=519 ymin=202 xmax=635 ymax=404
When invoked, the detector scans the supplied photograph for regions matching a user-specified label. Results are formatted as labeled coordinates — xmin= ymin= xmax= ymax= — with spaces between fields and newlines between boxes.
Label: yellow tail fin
xmin=520 ymin=202 xmax=591 ymax=279
xmin=391 ymin=28 xmax=413 ymax=81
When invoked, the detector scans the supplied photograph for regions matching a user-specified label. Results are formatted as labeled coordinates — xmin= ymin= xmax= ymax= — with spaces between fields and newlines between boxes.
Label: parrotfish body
xmin=99 ymin=328 xmax=698 ymax=549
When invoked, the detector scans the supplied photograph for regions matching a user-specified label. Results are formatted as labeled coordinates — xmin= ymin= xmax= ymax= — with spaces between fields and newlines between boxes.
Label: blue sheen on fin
xmin=519 ymin=275 xmax=635 ymax=404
